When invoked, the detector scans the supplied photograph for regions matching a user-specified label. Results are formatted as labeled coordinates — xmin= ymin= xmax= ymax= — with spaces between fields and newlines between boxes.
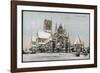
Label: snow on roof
xmin=74 ymin=37 xmax=81 ymax=44
xmin=32 ymin=36 xmax=37 ymax=42
xmin=32 ymin=31 xmax=51 ymax=42
xmin=38 ymin=31 xmax=51 ymax=39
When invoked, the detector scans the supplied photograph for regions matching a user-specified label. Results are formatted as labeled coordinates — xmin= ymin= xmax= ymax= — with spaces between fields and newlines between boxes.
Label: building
xmin=73 ymin=36 xmax=84 ymax=52
xmin=31 ymin=19 xmax=84 ymax=53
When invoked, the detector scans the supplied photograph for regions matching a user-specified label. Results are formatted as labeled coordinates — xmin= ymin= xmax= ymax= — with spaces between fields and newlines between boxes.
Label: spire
xmin=55 ymin=23 xmax=57 ymax=33
xmin=74 ymin=34 xmax=81 ymax=44
xmin=64 ymin=24 xmax=66 ymax=33
xmin=36 ymin=32 xmax=38 ymax=38
xmin=78 ymin=34 xmax=81 ymax=44
xmin=36 ymin=32 xmax=39 ymax=46
xmin=68 ymin=32 xmax=69 ymax=38
xmin=68 ymin=32 xmax=70 ymax=42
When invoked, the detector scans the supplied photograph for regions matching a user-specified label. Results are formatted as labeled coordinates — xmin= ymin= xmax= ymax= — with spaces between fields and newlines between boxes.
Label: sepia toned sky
xmin=22 ymin=10 xmax=90 ymax=49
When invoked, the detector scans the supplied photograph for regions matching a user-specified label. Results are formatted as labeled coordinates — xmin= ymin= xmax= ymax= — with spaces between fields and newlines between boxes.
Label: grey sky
xmin=23 ymin=10 xmax=90 ymax=49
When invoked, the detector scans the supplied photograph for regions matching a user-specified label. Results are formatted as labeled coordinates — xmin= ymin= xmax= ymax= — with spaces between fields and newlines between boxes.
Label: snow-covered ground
xmin=23 ymin=53 xmax=89 ymax=62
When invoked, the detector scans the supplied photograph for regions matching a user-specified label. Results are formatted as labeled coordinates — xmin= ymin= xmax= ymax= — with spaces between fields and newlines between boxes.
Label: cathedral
xmin=31 ymin=19 xmax=84 ymax=53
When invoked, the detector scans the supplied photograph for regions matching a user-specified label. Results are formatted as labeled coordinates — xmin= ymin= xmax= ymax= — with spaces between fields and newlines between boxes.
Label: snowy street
xmin=23 ymin=53 xmax=89 ymax=62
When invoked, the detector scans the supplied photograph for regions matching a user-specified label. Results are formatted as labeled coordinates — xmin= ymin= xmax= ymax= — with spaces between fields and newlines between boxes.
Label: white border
xmin=17 ymin=5 xmax=94 ymax=68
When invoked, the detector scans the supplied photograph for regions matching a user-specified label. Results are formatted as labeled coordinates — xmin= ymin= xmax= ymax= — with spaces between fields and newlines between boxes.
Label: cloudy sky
xmin=22 ymin=10 xmax=90 ymax=49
